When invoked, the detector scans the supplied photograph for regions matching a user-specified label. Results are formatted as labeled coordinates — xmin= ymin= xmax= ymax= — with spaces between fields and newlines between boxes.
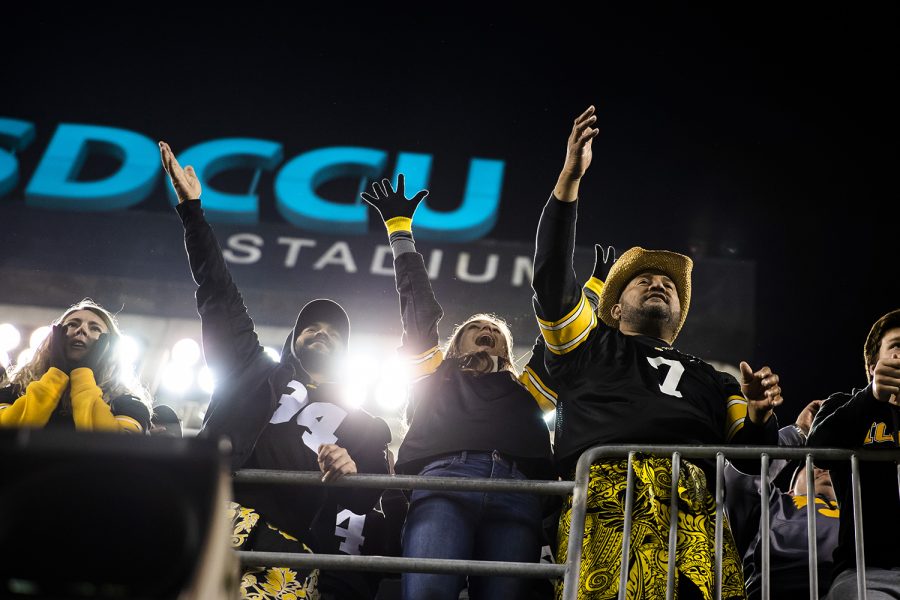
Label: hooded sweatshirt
xmin=177 ymin=200 xmax=391 ymax=547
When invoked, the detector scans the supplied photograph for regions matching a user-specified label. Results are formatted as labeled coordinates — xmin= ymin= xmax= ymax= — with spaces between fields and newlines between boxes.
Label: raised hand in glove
xmin=592 ymin=244 xmax=617 ymax=281
xmin=360 ymin=174 xmax=429 ymax=225
xmin=47 ymin=324 xmax=70 ymax=372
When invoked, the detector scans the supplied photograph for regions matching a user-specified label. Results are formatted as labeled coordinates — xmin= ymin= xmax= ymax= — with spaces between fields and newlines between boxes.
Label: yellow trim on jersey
xmin=385 ymin=216 xmax=413 ymax=235
xmin=725 ymin=395 xmax=748 ymax=440
xmin=536 ymin=292 xmax=598 ymax=355
xmin=583 ymin=276 xmax=604 ymax=301
xmin=407 ymin=345 xmax=444 ymax=381
xmin=115 ymin=415 xmax=143 ymax=433
xmin=520 ymin=365 xmax=558 ymax=412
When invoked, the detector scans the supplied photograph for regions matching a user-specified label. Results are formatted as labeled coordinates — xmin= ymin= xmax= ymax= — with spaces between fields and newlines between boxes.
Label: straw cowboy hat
xmin=598 ymin=246 xmax=693 ymax=341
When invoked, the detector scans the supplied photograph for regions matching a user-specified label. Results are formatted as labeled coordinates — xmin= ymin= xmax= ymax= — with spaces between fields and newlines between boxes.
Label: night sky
xmin=4 ymin=6 xmax=897 ymax=420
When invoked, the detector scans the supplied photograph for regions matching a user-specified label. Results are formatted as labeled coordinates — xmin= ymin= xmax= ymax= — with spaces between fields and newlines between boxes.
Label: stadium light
xmin=0 ymin=324 xmax=21 ymax=353
xmin=198 ymin=366 xmax=216 ymax=394
xmin=29 ymin=326 xmax=52 ymax=349
xmin=171 ymin=338 xmax=201 ymax=366
xmin=161 ymin=363 xmax=194 ymax=394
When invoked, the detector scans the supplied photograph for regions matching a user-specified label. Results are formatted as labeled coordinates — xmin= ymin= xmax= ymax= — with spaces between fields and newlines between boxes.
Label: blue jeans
xmin=401 ymin=451 xmax=543 ymax=600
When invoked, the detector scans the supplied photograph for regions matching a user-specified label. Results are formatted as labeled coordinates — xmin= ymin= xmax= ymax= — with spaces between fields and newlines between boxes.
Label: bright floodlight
xmin=263 ymin=346 xmax=281 ymax=363
xmin=543 ymin=410 xmax=556 ymax=423
xmin=0 ymin=351 xmax=9 ymax=369
xmin=161 ymin=363 xmax=194 ymax=393
xmin=118 ymin=335 xmax=141 ymax=369
xmin=0 ymin=324 xmax=21 ymax=353
xmin=16 ymin=348 xmax=35 ymax=367
xmin=29 ymin=326 xmax=52 ymax=349
xmin=343 ymin=382 xmax=368 ymax=408
xmin=343 ymin=352 xmax=378 ymax=385
xmin=198 ymin=366 xmax=216 ymax=394
xmin=375 ymin=379 xmax=408 ymax=411
xmin=171 ymin=338 xmax=201 ymax=366
xmin=375 ymin=357 xmax=409 ymax=410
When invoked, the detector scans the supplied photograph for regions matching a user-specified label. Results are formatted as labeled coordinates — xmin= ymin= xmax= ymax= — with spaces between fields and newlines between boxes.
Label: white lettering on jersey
xmin=268 ymin=380 xmax=349 ymax=452
xmin=269 ymin=380 xmax=309 ymax=424
xmin=298 ymin=402 xmax=347 ymax=451
xmin=335 ymin=509 xmax=367 ymax=555
xmin=646 ymin=356 xmax=684 ymax=398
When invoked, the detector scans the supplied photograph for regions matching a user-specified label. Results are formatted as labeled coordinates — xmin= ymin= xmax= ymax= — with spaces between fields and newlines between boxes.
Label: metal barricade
xmin=235 ymin=445 xmax=900 ymax=599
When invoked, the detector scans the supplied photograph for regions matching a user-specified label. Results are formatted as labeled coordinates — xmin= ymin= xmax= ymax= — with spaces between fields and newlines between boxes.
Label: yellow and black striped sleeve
xmin=535 ymin=291 xmax=598 ymax=355
xmin=532 ymin=196 xmax=600 ymax=357
xmin=406 ymin=345 xmax=445 ymax=382
xmin=725 ymin=394 xmax=749 ymax=441
xmin=520 ymin=364 xmax=558 ymax=413
xmin=583 ymin=276 xmax=604 ymax=309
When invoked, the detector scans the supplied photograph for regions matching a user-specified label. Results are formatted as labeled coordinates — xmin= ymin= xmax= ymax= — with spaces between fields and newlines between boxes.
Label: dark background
xmin=2 ymin=6 xmax=896 ymax=420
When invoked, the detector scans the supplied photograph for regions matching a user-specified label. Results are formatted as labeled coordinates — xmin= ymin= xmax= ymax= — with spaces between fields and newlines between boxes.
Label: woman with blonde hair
xmin=0 ymin=299 xmax=150 ymax=433
xmin=363 ymin=176 xmax=555 ymax=600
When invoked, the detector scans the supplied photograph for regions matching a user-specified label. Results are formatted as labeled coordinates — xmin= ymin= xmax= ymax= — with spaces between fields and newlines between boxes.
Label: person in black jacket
xmin=808 ymin=309 xmax=900 ymax=600
xmin=362 ymin=175 xmax=555 ymax=600
xmin=533 ymin=107 xmax=782 ymax=600
xmin=160 ymin=141 xmax=392 ymax=600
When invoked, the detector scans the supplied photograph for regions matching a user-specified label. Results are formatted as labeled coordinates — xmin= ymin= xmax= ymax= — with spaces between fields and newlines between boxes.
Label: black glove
xmin=360 ymin=173 xmax=429 ymax=223
xmin=592 ymin=244 xmax=617 ymax=281
xmin=47 ymin=324 xmax=69 ymax=372
xmin=73 ymin=333 xmax=113 ymax=372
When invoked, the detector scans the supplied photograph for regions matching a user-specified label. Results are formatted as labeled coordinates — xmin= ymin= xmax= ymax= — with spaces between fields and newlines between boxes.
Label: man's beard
xmin=296 ymin=344 xmax=333 ymax=376
xmin=620 ymin=300 xmax=676 ymax=334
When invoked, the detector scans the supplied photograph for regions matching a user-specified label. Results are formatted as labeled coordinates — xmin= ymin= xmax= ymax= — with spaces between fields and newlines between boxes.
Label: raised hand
xmin=794 ymin=399 xmax=823 ymax=436
xmin=739 ymin=361 xmax=783 ymax=424
xmin=74 ymin=333 xmax=113 ymax=372
xmin=47 ymin=324 xmax=69 ymax=372
xmin=361 ymin=174 xmax=429 ymax=223
xmin=872 ymin=353 xmax=900 ymax=406
xmin=159 ymin=141 xmax=202 ymax=204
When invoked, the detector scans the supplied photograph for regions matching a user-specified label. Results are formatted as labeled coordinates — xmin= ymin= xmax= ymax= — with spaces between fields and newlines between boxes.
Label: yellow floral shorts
xmin=556 ymin=456 xmax=746 ymax=600
xmin=228 ymin=502 xmax=319 ymax=600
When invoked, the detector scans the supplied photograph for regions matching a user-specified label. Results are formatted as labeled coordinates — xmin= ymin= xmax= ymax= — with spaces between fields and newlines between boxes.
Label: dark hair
xmin=864 ymin=309 xmax=900 ymax=382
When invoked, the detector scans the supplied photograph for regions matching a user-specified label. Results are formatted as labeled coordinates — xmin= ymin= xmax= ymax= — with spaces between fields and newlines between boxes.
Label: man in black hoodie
xmin=160 ymin=141 xmax=391 ymax=599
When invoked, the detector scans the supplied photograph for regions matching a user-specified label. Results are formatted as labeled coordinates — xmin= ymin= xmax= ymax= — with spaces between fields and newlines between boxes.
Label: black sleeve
xmin=109 ymin=395 xmax=152 ymax=434
xmin=393 ymin=251 xmax=445 ymax=379
xmin=808 ymin=387 xmax=874 ymax=449
xmin=176 ymin=200 xmax=265 ymax=377
xmin=531 ymin=195 xmax=599 ymax=376
xmin=331 ymin=416 xmax=392 ymax=514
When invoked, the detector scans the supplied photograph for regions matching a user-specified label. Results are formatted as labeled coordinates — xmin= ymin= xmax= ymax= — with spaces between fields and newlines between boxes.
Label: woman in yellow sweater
xmin=0 ymin=299 xmax=150 ymax=433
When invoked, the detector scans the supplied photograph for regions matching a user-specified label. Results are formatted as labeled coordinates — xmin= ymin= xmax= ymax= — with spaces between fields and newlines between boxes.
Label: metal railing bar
xmin=237 ymin=552 xmax=566 ymax=578
xmin=714 ymin=452 xmax=724 ymax=600
xmin=851 ymin=455 xmax=867 ymax=600
xmin=617 ymin=451 xmax=636 ymax=600
xmin=805 ymin=454 xmax=819 ymax=600
xmin=234 ymin=470 xmax=575 ymax=495
xmin=665 ymin=451 xmax=681 ymax=600
xmin=760 ymin=452 xmax=770 ymax=600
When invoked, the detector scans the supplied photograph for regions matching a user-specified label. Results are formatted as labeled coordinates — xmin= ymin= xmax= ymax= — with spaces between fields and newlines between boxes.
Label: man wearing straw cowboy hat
xmin=531 ymin=106 xmax=782 ymax=600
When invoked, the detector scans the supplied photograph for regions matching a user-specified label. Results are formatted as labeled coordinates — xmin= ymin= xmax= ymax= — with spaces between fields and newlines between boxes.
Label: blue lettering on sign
xmin=0 ymin=118 xmax=36 ymax=198
xmin=3 ymin=118 xmax=505 ymax=240
xmin=274 ymin=146 xmax=386 ymax=235
xmin=394 ymin=153 xmax=504 ymax=242
xmin=167 ymin=138 xmax=284 ymax=223
xmin=25 ymin=124 xmax=159 ymax=211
